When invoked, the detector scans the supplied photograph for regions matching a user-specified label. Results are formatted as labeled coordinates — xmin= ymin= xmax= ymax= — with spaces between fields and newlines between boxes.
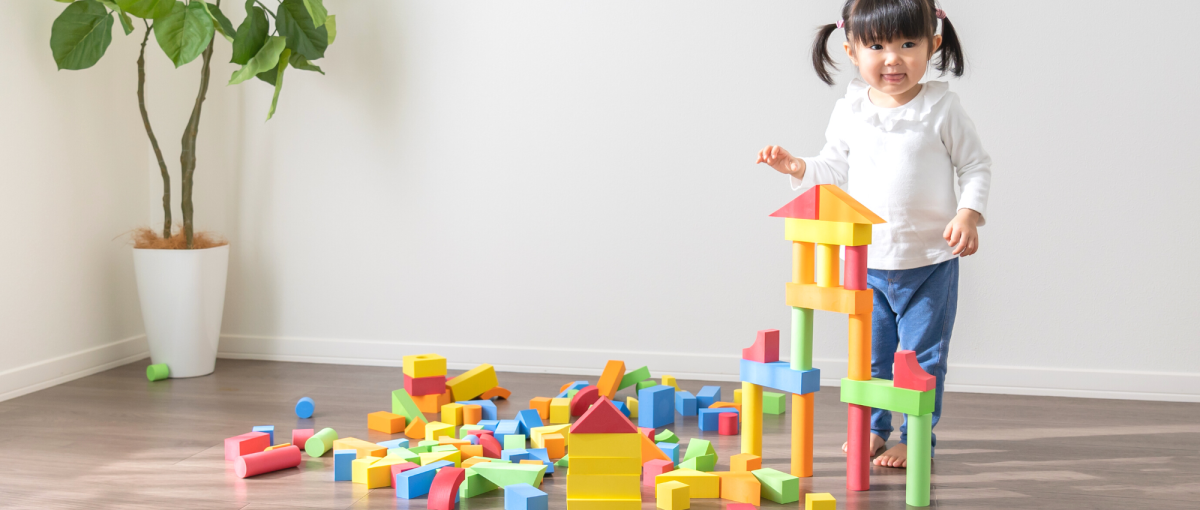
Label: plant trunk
xmin=138 ymin=22 xmax=171 ymax=240
xmin=180 ymin=5 xmax=218 ymax=250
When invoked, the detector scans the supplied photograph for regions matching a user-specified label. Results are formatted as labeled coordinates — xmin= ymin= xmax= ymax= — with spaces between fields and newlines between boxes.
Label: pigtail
xmin=935 ymin=16 xmax=966 ymax=77
xmin=811 ymin=23 xmax=841 ymax=86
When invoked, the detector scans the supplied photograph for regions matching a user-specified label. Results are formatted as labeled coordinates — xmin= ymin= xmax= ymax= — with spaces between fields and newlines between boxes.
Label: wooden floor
xmin=1 ymin=359 xmax=1198 ymax=509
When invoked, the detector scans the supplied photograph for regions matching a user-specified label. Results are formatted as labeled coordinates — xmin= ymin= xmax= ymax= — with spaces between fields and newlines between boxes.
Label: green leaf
xmin=301 ymin=0 xmax=326 ymax=27
xmin=276 ymin=0 xmax=327 ymax=60
xmin=230 ymin=2 xmax=267 ymax=65
xmin=100 ymin=1 xmax=135 ymax=35
xmin=288 ymin=52 xmax=323 ymax=74
xmin=50 ymin=0 xmax=114 ymax=70
xmin=325 ymin=14 xmax=335 ymax=45
xmin=203 ymin=2 xmax=235 ymax=42
xmin=255 ymin=68 xmax=277 ymax=86
xmin=267 ymin=48 xmax=290 ymax=120
xmin=154 ymin=1 xmax=215 ymax=67
xmin=228 ymin=35 xmax=285 ymax=85
xmin=115 ymin=0 xmax=173 ymax=19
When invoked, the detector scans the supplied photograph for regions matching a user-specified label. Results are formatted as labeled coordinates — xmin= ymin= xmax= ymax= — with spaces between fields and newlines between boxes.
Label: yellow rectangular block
xmin=568 ymin=433 xmax=640 ymax=458
xmin=403 ymin=353 xmax=447 ymax=378
xmin=419 ymin=450 xmax=461 ymax=468
xmin=785 ymin=282 xmax=872 ymax=315
xmin=352 ymin=457 xmax=380 ymax=484
xmin=550 ymin=398 xmax=571 ymax=424
xmin=806 ymin=492 xmax=837 ymax=510
xmin=565 ymin=498 xmax=642 ymax=510
xmin=425 ymin=422 xmax=455 ymax=442
xmin=565 ymin=474 xmax=641 ymax=499
xmin=365 ymin=457 xmax=407 ymax=489
xmin=656 ymin=480 xmax=690 ymax=510
xmin=655 ymin=469 xmax=720 ymax=498
xmin=716 ymin=471 xmax=760 ymax=505
xmin=569 ymin=456 xmax=643 ymax=475
xmin=661 ymin=375 xmax=680 ymax=391
xmin=333 ymin=437 xmax=387 ymax=459
xmin=784 ymin=218 xmax=873 ymax=246
xmin=441 ymin=403 xmax=464 ymax=427
xmin=446 ymin=364 xmax=498 ymax=401
xmin=368 ymin=411 xmax=406 ymax=434
xmin=530 ymin=424 xmax=570 ymax=448
xmin=626 ymin=397 xmax=638 ymax=419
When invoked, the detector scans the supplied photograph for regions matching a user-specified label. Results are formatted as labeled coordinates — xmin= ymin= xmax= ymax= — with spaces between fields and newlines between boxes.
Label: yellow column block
xmin=441 ymin=403 xmax=464 ymax=427
xmin=792 ymin=392 xmax=814 ymax=477
xmin=656 ymin=480 xmax=690 ymax=510
xmin=424 ymin=421 xmax=455 ymax=442
xmin=550 ymin=398 xmax=571 ymax=424
xmin=793 ymin=241 xmax=815 ymax=284
xmin=816 ymin=243 xmax=840 ymax=288
xmin=848 ymin=312 xmax=872 ymax=381
xmin=402 ymin=353 xmax=447 ymax=378
xmin=740 ymin=382 xmax=762 ymax=456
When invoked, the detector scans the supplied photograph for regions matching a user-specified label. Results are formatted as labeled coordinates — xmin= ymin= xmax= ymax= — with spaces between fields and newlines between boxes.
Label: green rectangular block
xmin=751 ymin=467 xmax=799 ymax=504
xmin=391 ymin=389 xmax=427 ymax=424
xmin=840 ymin=378 xmax=935 ymax=416
xmin=763 ymin=391 xmax=787 ymax=415
xmin=635 ymin=380 xmax=658 ymax=391
xmin=618 ymin=366 xmax=651 ymax=390
xmin=431 ymin=445 xmax=458 ymax=453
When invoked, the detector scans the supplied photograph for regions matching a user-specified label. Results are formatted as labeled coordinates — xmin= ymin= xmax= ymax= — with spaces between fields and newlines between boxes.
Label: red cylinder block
xmin=235 ymin=445 xmax=301 ymax=478
xmin=291 ymin=429 xmax=314 ymax=450
xmin=718 ymin=411 xmax=739 ymax=435
xmin=847 ymin=404 xmax=870 ymax=491
xmin=844 ymin=245 xmax=868 ymax=290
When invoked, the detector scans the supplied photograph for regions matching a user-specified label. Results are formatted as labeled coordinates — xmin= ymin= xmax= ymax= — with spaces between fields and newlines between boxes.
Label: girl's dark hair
xmin=811 ymin=0 xmax=965 ymax=85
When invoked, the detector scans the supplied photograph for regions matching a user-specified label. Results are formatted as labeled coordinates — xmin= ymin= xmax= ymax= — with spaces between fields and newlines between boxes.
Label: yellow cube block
xmin=806 ymin=492 xmax=837 ymax=510
xmin=626 ymin=397 xmax=638 ymax=419
xmin=550 ymin=398 xmax=571 ymax=424
xmin=530 ymin=424 xmax=570 ymax=448
xmin=655 ymin=469 xmax=719 ymax=498
xmin=419 ymin=450 xmax=461 ymax=468
xmin=441 ymin=403 xmax=464 ymax=427
xmin=568 ymin=433 xmax=640 ymax=458
xmin=424 ymin=421 xmax=455 ymax=442
xmin=569 ymin=456 xmax=642 ymax=475
xmin=403 ymin=353 xmax=447 ymax=378
xmin=333 ymin=437 xmax=387 ymax=459
xmin=656 ymin=480 xmax=690 ymax=510
xmin=446 ymin=364 xmax=499 ymax=401
xmin=351 ymin=457 xmax=380 ymax=484
xmin=565 ymin=474 xmax=641 ymax=499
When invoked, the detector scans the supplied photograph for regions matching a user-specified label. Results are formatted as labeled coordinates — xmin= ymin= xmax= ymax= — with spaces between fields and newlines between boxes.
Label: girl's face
xmin=844 ymin=35 xmax=942 ymax=97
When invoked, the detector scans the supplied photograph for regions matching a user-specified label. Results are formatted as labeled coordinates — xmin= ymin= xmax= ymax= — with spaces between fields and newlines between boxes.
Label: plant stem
xmin=180 ymin=1 xmax=218 ymax=249
xmin=138 ymin=20 xmax=172 ymax=240
xmin=255 ymin=1 xmax=276 ymax=18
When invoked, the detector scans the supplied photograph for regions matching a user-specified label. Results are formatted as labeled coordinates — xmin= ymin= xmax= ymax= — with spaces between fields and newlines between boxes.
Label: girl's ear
xmin=932 ymin=34 xmax=943 ymax=54
xmin=843 ymin=41 xmax=858 ymax=66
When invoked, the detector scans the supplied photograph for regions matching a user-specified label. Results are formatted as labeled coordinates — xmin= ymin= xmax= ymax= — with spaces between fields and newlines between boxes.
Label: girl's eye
xmin=869 ymin=44 xmax=883 ymax=50
xmin=902 ymin=42 xmax=916 ymax=48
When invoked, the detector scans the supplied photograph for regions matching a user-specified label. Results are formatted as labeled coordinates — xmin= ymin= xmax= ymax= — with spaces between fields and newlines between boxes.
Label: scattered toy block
xmin=709 ymin=402 xmax=741 ymax=414
xmin=459 ymin=444 xmax=483 ymax=460
xmin=333 ymin=449 xmax=356 ymax=481
xmin=730 ymin=453 xmax=761 ymax=472
xmin=522 ymin=448 xmax=555 ymax=474
xmin=146 ymin=363 xmax=169 ymax=381
xmin=806 ymin=492 xmax=837 ymax=510
xmin=362 ymin=457 xmax=408 ymax=488
xmin=464 ymin=428 xmax=494 ymax=441
xmin=294 ymin=396 xmax=314 ymax=418
xmin=678 ymin=454 xmax=715 ymax=472
xmin=481 ymin=386 xmax=511 ymax=400
xmin=265 ymin=442 xmax=292 ymax=451
xmin=726 ymin=505 xmax=756 ymax=510
xmin=596 ymin=360 xmax=626 ymax=400
xmin=334 ymin=437 xmax=387 ymax=459
xmin=626 ymin=397 xmax=638 ymax=418
xmin=751 ymin=468 xmax=800 ymax=504
xmin=378 ymin=438 xmax=410 ymax=450
xmin=411 ymin=441 xmax=436 ymax=454
xmin=555 ymin=455 xmax=569 ymax=467
xmin=571 ymin=397 xmax=638 ymax=434
xmin=656 ymin=480 xmax=689 ymax=510
xmin=783 ymin=217 xmax=874 ymax=246
xmin=390 ymin=461 xmax=420 ymax=485
xmin=716 ymin=471 xmax=761 ymax=505
xmin=569 ymin=386 xmax=601 ymax=417
xmin=618 ymin=366 xmax=650 ymax=390
xmin=639 ymin=430 xmax=672 ymax=463
xmin=817 ymin=184 xmax=886 ymax=224
xmin=568 ymin=433 xmax=640 ymax=459
xmin=542 ymin=434 xmax=565 ymax=459
xmin=459 ymin=466 xmax=499 ymax=497
xmin=516 ymin=409 xmax=544 ymax=435
xmin=785 ymin=281 xmax=872 ymax=314
xmin=463 ymin=404 xmax=482 ymax=425
xmin=405 ymin=373 xmax=448 ymax=396
xmin=564 ymin=472 xmax=640 ymax=499
xmin=635 ymin=380 xmax=658 ymax=392
xmin=742 ymin=329 xmax=780 ymax=363
xmin=403 ymin=353 xmax=448 ymax=378
xmin=657 ymin=442 xmax=680 ymax=465
xmin=674 ymin=391 xmax=697 ymax=416
xmin=770 ymin=185 xmax=819 ymax=220
xmin=440 ymin=404 xmax=465 ymax=427
xmin=697 ymin=408 xmax=738 ymax=431
xmin=718 ymin=412 xmax=739 ymax=435
xmin=395 ymin=460 xmax=455 ymax=499
xmin=654 ymin=469 xmax=719 ymax=498
xmin=504 ymin=434 xmax=527 ymax=450
xmin=613 ymin=401 xmax=630 ymax=417
xmin=234 ymin=445 xmax=300 ymax=478
xmin=456 ymin=399 xmax=499 ymax=421
xmin=462 ymin=457 xmax=495 ymax=470
xmin=661 ymin=375 xmax=680 ymax=391
xmin=304 ymin=428 xmax=338 ymax=457
xmin=505 ymin=482 xmax=548 ymax=510
xmin=740 ymin=360 xmax=821 ymax=395
xmin=392 ymin=389 xmax=429 ymax=425
xmin=530 ymin=424 xmax=570 ymax=448
xmin=638 ymin=385 xmax=675 ymax=429
xmin=470 ymin=461 xmax=547 ymax=488
xmin=252 ymin=425 xmax=275 ymax=446
xmin=494 ymin=420 xmax=521 ymax=446
xmin=225 ymin=431 xmax=270 ymax=461
xmin=414 ymin=390 xmax=454 ymax=414
xmin=405 ymin=418 xmax=428 ymax=440
xmin=763 ymin=392 xmax=787 ymax=415
xmin=894 ymin=350 xmax=936 ymax=392
xmin=368 ymin=411 xmax=407 ymax=434
xmin=480 ymin=433 xmax=503 ymax=458
xmin=733 ymin=389 xmax=741 ymax=405
xmin=529 ymin=397 xmax=552 ymax=421
xmin=352 ymin=456 xmax=379 ymax=484
xmin=425 ymin=422 xmax=456 ymax=443
xmin=447 ymin=364 xmax=499 ymax=401
xmin=549 ymin=398 xmax=571 ymax=424
xmin=290 ymin=428 xmax=314 ymax=449
xmin=556 ymin=380 xmax=590 ymax=399
xmin=421 ymin=450 xmax=462 ymax=468
xmin=840 ymin=377 xmax=935 ymax=415
xmin=683 ymin=439 xmax=715 ymax=463
xmin=695 ymin=386 xmax=721 ymax=409
xmin=477 ymin=420 xmax=500 ymax=431
xmin=654 ymin=429 xmax=679 ymax=443
xmin=439 ymin=436 xmax=471 ymax=447
xmin=570 ymin=455 xmax=641 ymax=476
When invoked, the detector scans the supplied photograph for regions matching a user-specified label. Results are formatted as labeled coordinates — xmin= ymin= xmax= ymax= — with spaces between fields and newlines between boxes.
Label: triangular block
xmin=571 ymin=397 xmax=638 ymax=434
xmin=817 ymin=185 xmax=886 ymax=224
xmin=742 ymin=329 xmax=780 ymax=363
xmin=640 ymin=431 xmax=671 ymax=463
xmin=769 ymin=186 xmax=819 ymax=219
xmin=893 ymin=350 xmax=935 ymax=392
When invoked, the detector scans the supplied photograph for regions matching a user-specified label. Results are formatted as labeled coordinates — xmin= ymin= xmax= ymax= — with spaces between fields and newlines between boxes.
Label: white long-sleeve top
xmin=792 ymin=78 xmax=992 ymax=270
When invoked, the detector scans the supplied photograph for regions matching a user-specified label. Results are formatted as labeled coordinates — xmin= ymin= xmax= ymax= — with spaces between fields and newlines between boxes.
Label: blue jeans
xmin=867 ymin=258 xmax=958 ymax=453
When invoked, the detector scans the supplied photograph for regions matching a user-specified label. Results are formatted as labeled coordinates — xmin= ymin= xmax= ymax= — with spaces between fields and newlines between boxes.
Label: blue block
xmin=638 ymin=385 xmax=675 ymax=429
xmin=377 ymin=439 xmax=409 ymax=449
xmin=504 ymin=482 xmax=548 ymax=510
xmin=333 ymin=449 xmax=356 ymax=481
xmin=516 ymin=409 xmax=544 ymax=435
xmin=739 ymin=360 xmax=821 ymax=395
xmin=477 ymin=420 xmax=500 ymax=432
xmin=554 ymin=381 xmax=589 ymax=399
xmin=395 ymin=460 xmax=454 ymax=499
xmin=456 ymin=400 xmax=498 ymax=420
xmin=696 ymin=386 xmax=721 ymax=408
xmin=501 ymin=449 xmax=532 ymax=462
xmin=494 ymin=420 xmax=521 ymax=445
xmin=524 ymin=448 xmax=554 ymax=474
xmin=657 ymin=442 xmax=680 ymax=465
xmin=295 ymin=397 xmax=315 ymax=419
xmin=252 ymin=425 xmax=274 ymax=445
xmin=674 ymin=391 xmax=697 ymax=416
xmin=613 ymin=401 xmax=630 ymax=417
xmin=697 ymin=408 xmax=739 ymax=431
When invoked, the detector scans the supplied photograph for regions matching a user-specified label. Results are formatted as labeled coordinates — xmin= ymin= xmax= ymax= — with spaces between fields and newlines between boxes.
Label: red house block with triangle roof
xmin=565 ymin=397 xmax=643 ymax=509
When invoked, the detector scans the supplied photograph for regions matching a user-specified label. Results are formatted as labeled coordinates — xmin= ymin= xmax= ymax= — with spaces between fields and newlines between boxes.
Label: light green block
xmin=386 ymin=447 xmax=420 ymax=464
xmin=635 ymin=380 xmax=658 ymax=391
xmin=763 ymin=392 xmax=787 ymax=415
xmin=504 ymin=434 xmax=526 ymax=450
xmin=431 ymin=445 xmax=458 ymax=453
xmin=566 ymin=388 xmax=579 ymax=398
xmin=555 ymin=454 xmax=569 ymax=467
xmin=618 ymin=366 xmax=651 ymax=390
xmin=678 ymin=453 xmax=716 ymax=472
xmin=470 ymin=462 xmax=547 ymax=488
xmin=654 ymin=429 xmax=679 ymax=444
xmin=459 ymin=424 xmax=484 ymax=439
xmin=683 ymin=439 xmax=715 ymax=463
xmin=304 ymin=427 xmax=337 ymax=457
xmin=840 ymin=378 xmax=935 ymax=416
xmin=411 ymin=440 xmax=438 ymax=454
xmin=791 ymin=307 xmax=813 ymax=371
xmin=751 ymin=467 xmax=800 ymax=504
xmin=146 ymin=363 xmax=169 ymax=382
xmin=391 ymin=389 xmax=427 ymax=424
xmin=906 ymin=413 xmax=932 ymax=507
xmin=459 ymin=468 xmax=499 ymax=498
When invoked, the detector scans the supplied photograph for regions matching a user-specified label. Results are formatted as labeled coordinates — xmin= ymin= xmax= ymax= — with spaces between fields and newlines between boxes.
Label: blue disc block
xmin=295 ymin=397 xmax=315 ymax=419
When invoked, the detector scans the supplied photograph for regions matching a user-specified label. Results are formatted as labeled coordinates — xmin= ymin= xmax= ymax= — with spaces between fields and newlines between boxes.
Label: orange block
xmin=530 ymin=397 xmax=552 ymax=421
xmin=559 ymin=382 xmax=573 ymax=393
xmin=404 ymin=418 xmax=427 ymax=440
xmin=543 ymin=433 xmax=565 ymax=459
xmin=463 ymin=404 xmax=482 ymax=425
xmin=368 ymin=411 xmax=406 ymax=434
xmin=730 ymin=453 xmax=761 ymax=472
xmin=818 ymin=184 xmax=886 ymax=224
xmin=462 ymin=457 xmax=492 ymax=468
xmin=848 ymin=312 xmax=871 ymax=381
xmin=413 ymin=390 xmax=452 ymax=414
xmin=716 ymin=471 xmax=761 ymax=505
xmin=481 ymin=386 xmax=511 ymax=400
xmin=785 ymin=282 xmax=873 ymax=315
xmin=597 ymin=360 xmax=626 ymax=400
xmin=793 ymin=241 xmax=815 ymax=285
xmin=640 ymin=430 xmax=671 ymax=463
xmin=519 ymin=460 xmax=543 ymax=468
xmin=459 ymin=444 xmax=483 ymax=460
xmin=439 ymin=437 xmax=471 ymax=447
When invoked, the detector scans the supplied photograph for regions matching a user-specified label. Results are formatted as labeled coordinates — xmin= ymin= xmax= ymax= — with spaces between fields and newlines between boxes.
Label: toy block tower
xmin=566 ymin=397 xmax=642 ymax=509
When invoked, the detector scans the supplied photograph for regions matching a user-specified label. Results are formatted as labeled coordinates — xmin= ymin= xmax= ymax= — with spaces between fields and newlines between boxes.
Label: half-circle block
xmin=817 ymin=185 xmax=886 ymax=224
xmin=770 ymin=186 xmax=819 ymax=220
xmin=596 ymin=360 xmax=626 ymax=400
xmin=481 ymin=386 xmax=511 ymax=400
xmin=894 ymin=350 xmax=935 ymax=392
xmin=742 ymin=329 xmax=779 ymax=363
xmin=479 ymin=434 xmax=503 ymax=459
xmin=571 ymin=397 xmax=637 ymax=434
xmin=569 ymin=386 xmax=601 ymax=417
xmin=428 ymin=466 xmax=466 ymax=510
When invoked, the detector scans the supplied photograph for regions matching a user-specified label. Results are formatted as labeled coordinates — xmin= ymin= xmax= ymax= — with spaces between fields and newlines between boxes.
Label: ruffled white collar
xmin=845 ymin=78 xmax=950 ymax=131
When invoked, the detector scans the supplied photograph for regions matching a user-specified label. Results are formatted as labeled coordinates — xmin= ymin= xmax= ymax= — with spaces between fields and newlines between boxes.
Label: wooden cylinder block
xmin=816 ymin=243 xmax=839 ymax=288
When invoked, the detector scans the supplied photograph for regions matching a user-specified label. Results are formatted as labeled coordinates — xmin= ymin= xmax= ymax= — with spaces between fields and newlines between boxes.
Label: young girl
xmin=757 ymin=0 xmax=991 ymax=468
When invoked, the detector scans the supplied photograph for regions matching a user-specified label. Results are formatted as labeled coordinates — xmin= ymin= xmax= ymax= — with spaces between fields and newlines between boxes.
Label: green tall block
xmin=635 ymin=380 xmax=658 ymax=391
xmin=618 ymin=366 xmax=651 ymax=390
xmin=906 ymin=413 xmax=932 ymax=507
xmin=790 ymin=307 xmax=813 ymax=371
xmin=654 ymin=429 xmax=679 ymax=444
xmin=763 ymin=392 xmax=787 ymax=415
xmin=304 ymin=427 xmax=338 ymax=457
xmin=146 ymin=364 xmax=169 ymax=382
xmin=751 ymin=467 xmax=800 ymax=504
xmin=840 ymin=378 xmax=935 ymax=416
xmin=683 ymin=438 xmax=715 ymax=463
xmin=391 ymin=389 xmax=427 ymax=424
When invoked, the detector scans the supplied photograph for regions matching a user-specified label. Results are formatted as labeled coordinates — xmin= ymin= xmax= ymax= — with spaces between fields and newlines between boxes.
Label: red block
xmin=741 ymin=329 xmax=780 ymax=363
xmin=234 ymin=445 xmax=301 ymax=478
xmin=405 ymin=373 xmax=448 ymax=396
xmin=569 ymin=386 xmax=600 ymax=417
xmin=718 ymin=412 xmax=739 ymax=435
xmin=847 ymin=404 xmax=870 ymax=491
xmin=571 ymin=397 xmax=637 ymax=434
xmin=291 ymin=428 xmax=314 ymax=450
xmin=479 ymin=433 xmax=502 ymax=458
xmin=427 ymin=467 xmax=466 ymax=510
xmin=224 ymin=432 xmax=270 ymax=461
xmin=639 ymin=427 xmax=654 ymax=440
xmin=769 ymin=186 xmax=819 ymax=220
xmin=642 ymin=459 xmax=674 ymax=487
xmin=727 ymin=505 xmax=757 ymax=510
xmin=894 ymin=350 xmax=935 ymax=391
xmin=390 ymin=462 xmax=420 ymax=488
xmin=465 ymin=429 xmax=495 ymax=439
xmin=845 ymin=245 xmax=868 ymax=290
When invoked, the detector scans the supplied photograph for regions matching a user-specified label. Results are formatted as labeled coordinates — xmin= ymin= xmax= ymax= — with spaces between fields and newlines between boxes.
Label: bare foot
xmin=842 ymin=433 xmax=887 ymax=457
xmin=874 ymin=442 xmax=908 ymax=468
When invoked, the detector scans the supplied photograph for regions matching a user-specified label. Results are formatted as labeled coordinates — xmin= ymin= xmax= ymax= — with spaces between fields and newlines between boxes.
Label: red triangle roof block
xmin=769 ymin=186 xmax=819 ymax=219
xmin=570 ymin=397 xmax=637 ymax=434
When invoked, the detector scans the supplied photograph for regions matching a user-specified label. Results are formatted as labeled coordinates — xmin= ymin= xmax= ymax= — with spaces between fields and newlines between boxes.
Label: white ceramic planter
xmin=133 ymin=244 xmax=230 ymax=378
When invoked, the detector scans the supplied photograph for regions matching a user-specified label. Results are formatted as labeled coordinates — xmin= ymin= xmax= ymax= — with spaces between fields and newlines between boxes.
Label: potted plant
xmin=49 ymin=0 xmax=338 ymax=377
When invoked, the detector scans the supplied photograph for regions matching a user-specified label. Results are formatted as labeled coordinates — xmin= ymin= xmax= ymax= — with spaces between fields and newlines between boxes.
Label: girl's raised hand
xmin=757 ymin=145 xmax=805 ymax=178
xmin=943 ymin=209 xmax=982 ymax=257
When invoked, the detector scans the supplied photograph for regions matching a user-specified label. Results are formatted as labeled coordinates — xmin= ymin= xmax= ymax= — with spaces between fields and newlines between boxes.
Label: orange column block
xmin=462 ymin=405 xmax=482 ymax=425
xmin=791 ymin=393 xmax=814 ymax=477
xmin=816 ymin=243 xmax=840 ymax=288
xmin=793 ymin=241 xmax=815 ymax=284
xmin=848 ymin=312 xmax=872 ymax=381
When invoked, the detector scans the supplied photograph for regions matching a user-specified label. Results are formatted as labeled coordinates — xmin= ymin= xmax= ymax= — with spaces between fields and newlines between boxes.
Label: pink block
xmin=844 ymin=245 xmax=868 ymax=290
xmin=465 ymin=429 xmax=494 ymax=439
xmin=234 ymin=445 xmax=301 ymax=478
xmin=769 ymin=186 xmax=819 ymax=220
xmin=741 ymin=329 xmax=780 ymax=363
xmin=894 ymin=350 xmax=935 ymax=391
xmin=389 ymin=462 xmax=420 ymax=488
xmin=291 ymin=429 xmax=314 ymax=450
xmin=643 ymin=459 xmax=674 ymax=487
xmin=224 ymin=432 xmax=270 ymax=461
xmin=718 ymin=412 xmax=739 ymax=435
xmin=727 ymin=505 xmax=757 ymax=510
xmin=847 ymin=404 xmax=870 ymax=491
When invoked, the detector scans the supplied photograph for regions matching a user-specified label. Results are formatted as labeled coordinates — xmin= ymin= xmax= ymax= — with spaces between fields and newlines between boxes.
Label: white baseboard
xmin=0 ymin=334 xmax=149 ymax=403
xmin=219 ymin=334 xmax=1200 ymax=403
